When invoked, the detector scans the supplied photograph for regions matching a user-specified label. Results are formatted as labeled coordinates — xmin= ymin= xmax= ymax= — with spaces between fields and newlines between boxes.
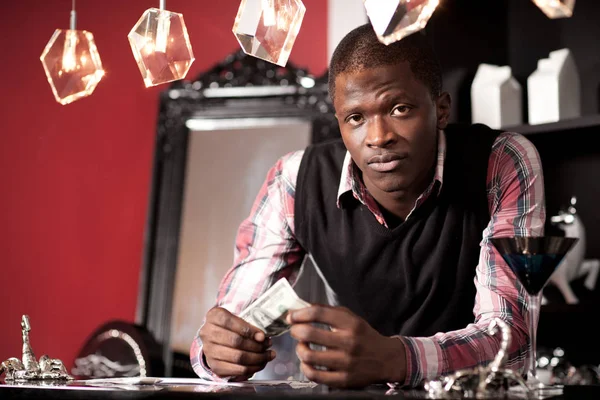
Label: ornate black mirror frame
xmin=136 ymin=49 xmax=340 ymax=375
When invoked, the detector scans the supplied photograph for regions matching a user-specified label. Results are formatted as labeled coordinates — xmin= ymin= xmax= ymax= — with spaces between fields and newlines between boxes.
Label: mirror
xmin=138 ymin=49 xmax=340 ymax=377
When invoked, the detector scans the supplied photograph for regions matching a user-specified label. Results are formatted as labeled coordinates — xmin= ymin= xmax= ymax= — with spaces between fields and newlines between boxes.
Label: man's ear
xmin=435 ymin=92 xmax=451 ymax=129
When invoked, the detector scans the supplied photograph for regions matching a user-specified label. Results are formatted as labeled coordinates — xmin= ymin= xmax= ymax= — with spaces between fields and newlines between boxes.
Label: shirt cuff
xmin=190 ymin=337 xmax=230 ymax=382
xmin=386 ymin=335 xmax=412 ymax=389
xmin=386 ymin=336 xmax=444 ymax=389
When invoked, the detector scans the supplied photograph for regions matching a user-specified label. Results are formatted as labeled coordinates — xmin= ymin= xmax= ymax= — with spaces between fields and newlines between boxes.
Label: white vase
xmin=470 ymin=63 xmax=522 ymax=129
xmin=527 ymin=48 xmax=581 ymax=125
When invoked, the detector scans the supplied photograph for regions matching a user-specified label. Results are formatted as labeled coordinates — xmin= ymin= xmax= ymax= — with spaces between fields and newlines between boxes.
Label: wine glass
xmin=489 ymin=236 xmax=578 ymax=396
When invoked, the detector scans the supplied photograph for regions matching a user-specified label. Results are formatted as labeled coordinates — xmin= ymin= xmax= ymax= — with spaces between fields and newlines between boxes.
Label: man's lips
xmin=367 ymin=153 xmax=407 ymax=172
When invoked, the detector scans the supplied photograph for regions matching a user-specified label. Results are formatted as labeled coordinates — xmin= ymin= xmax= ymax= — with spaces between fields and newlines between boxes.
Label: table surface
xmin=2 ymin=377 xmax=598 ymax=399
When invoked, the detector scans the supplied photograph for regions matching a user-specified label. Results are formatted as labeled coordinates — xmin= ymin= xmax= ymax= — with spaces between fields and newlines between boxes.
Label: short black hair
xmin=328 ymin=23 xmax=442 ymax=101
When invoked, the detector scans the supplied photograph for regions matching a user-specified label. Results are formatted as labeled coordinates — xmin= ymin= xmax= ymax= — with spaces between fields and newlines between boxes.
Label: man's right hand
xmin=199 ymin=306 xmax=275 ymax=379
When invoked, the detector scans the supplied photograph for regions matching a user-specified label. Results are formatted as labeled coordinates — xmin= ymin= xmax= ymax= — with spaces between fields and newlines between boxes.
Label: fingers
xmin=289 ymin=323 xmax=340 ymax=349
xmin=202 ymin=323 xmax=271 ymax=353
xmin=295 ymin=342 xmax=350 ymax=371
xmin=288 ymin=305 xmax=357 ymax=330
xmin=205 ymin=343 xmax=275 ymax=367
xmin=206 ymin=307 xmax=266 ymax=342
xmin=200 ymin=307 xmax=275 ymax=379
xmin=208 ymin=359 xmax=269 ymax=379
xmin=300 ymin=362 xmax=353 ymax=388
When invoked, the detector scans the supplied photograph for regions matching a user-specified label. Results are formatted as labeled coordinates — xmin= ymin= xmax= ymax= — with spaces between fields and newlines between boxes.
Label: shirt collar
xmin=336 ymin=129 xmax=446 ymax=208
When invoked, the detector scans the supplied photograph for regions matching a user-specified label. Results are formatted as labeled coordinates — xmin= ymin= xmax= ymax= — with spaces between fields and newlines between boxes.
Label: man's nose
xmin=366 ymin=117 xmax=395 ymax=148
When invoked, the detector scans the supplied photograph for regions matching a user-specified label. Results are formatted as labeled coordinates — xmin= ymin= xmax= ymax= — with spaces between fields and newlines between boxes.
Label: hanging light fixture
xmin=232 ymin=0 xmax=306 ymax=67
xmin=532 ymin=0 xmax=575 ymax=19
xmin=40 ymin=0 xmax=105 ymax=105
xmin=363 ymin=0 xmax=439 ymax=45
xmin=128 ymin=0 xmax=195 ymax=87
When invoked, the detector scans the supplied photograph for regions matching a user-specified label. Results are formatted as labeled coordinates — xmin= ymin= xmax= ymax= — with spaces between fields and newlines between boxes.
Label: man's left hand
xmin=287 ymin=305 xmax=406 ymax=388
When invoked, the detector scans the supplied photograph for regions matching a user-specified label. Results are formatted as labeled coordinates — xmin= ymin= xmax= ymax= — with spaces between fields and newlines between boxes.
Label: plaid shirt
xmin=190 ymin=130 xmax=545 ymax=387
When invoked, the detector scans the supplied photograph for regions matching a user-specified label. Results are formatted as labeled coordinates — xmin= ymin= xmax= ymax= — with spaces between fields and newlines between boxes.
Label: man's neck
xmin=363 ymin=163 xmax=436 ymax=222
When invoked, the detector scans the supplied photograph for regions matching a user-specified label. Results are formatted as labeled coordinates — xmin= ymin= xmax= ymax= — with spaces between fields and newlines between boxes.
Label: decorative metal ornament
xmin=532 ymin=0 xmax=575 ymax=19
xmin=232 ymin=0 xmax=306 ymax=67
xmin=40 ymin=0 xmax=104 ymax=105
xmin=363 ymin=0 xmax=439 ymax=45
xmin=71 ymin=321 xmax=156 ymax=379
xmin=0 ymin=315 xmax=73 ymax=381
xmin=128 ymin=0 xmax=195 ymax=87
xmin=423 ymin=318 xmax=531 ymax=399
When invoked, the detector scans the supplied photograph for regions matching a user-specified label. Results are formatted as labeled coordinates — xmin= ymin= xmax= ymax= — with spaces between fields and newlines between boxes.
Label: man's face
xmin=333 ymin=62 xmax=450 ymax=196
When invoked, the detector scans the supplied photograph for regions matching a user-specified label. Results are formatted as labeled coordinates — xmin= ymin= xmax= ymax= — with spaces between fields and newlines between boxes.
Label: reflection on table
xmin=4 ymin=376 xmax=595 ymax=399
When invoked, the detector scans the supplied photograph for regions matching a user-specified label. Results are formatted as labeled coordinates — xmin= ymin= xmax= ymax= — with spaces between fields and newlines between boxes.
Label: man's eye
xmin=346 ymin=114 xmax=364 ymax=125
xmin=392 ymin=105 xmax=411 ymax=116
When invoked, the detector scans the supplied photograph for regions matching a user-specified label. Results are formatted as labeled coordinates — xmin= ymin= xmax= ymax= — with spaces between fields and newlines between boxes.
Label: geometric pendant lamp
xmin=363 ymin=0 xmax=439 ymax=45
xmin=232 ymin=0 xmax=306 ymax=67
xmin=40 ymin=1 xmax=105 ymax=105
xmin=128 ymin=0 xmax=195 ymax=87
xmin=532 ymin=0 xmax=575 ymax=19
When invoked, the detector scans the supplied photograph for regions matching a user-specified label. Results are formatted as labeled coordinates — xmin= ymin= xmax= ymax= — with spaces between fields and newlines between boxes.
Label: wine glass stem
xmin=528 ymin=292 xmax=541 ymax=381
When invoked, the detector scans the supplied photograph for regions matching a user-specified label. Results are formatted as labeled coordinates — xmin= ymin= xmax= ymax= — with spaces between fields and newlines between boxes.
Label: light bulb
xmin=155 ymin=12 xmax=171 ymax=53
xmin=61 ymin=30 xmax=78 ymax=72
xmin=262 ymin=0 xmax=276 ymax=27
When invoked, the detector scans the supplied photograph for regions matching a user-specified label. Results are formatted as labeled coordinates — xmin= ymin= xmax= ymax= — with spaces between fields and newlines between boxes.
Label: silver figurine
xmin=0 ymin=315 xmax=73 ymax=381
xmin=424 ymin=318 xmax=531 ymax=398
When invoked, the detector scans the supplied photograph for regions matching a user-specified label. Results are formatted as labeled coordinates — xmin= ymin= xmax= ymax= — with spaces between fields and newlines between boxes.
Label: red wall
xmin=0 ymin=0 xmax=327 ymax=369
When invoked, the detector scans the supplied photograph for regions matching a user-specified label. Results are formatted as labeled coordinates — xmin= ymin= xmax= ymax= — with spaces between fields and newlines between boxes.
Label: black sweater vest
xmin=294 ymin=124 xmax=500 ymax=337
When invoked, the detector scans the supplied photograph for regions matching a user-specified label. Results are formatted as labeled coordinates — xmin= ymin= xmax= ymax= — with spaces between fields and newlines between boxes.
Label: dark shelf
xmin=502 ymin=114 xmax=600 ymax=135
